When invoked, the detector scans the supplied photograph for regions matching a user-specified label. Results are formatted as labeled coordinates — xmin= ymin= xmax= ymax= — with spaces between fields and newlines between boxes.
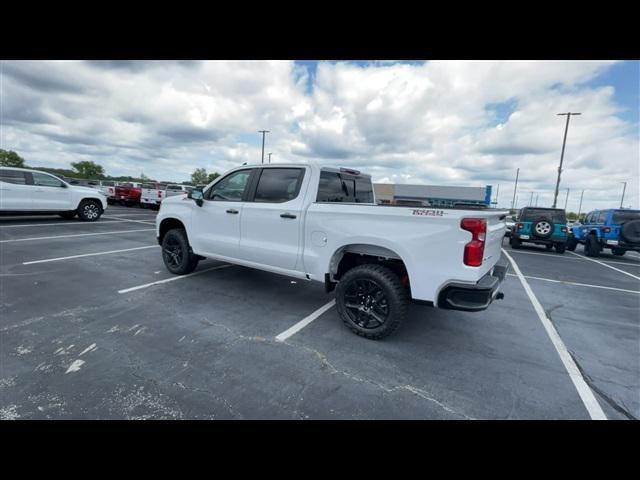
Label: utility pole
xmin=535 ymin=193 xmax=539 ymax=207
xmin=258 ymin=130 xmax=269 ymax=164
xmin=577 ymin=189 xmax=584 ymax=218
xmin=511 ymin=168 xmax=520 ymax=210
xmin=620 ymin=181 xmax=627 ymax=208
xmin=529 ymin=191 xmax=534 ymax=206
xmin=553 ymin=112 xmax=581 ymax=208
xmin=564 ymin=188 xmax=570 ymax=210
xmin=268 ymin=153 xmax=272 ymax=164
xmin=494 ymin=184 xmax=500 ymax=207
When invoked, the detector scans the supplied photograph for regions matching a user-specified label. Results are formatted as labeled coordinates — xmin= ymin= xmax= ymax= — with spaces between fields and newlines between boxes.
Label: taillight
xmin=461 ymin=218 xmax=486 ymax=267
xmin=158 ymin=191 xmax=163 ymax=198
xmin=517 ymin=223 xmax=524 ymax=230
xmin=602 ymin=227 xmax=611 ymax=234
xmin=561 ymin=226 xmax=567 ymax=233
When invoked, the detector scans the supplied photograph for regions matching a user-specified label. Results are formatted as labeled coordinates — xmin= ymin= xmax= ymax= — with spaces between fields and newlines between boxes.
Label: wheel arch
xmin=328 ymin=243 xmax=410 ymax=287
xmin=159 ymin=217 xmax=188 ymax=244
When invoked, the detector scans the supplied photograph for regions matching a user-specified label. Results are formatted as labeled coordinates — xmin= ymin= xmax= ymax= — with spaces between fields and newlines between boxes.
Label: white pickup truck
xmin=156 ymin=164 xmax=508 ymax=339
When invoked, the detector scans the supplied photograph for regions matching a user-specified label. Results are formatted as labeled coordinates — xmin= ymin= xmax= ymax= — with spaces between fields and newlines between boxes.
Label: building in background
xmin=373 ymin=183 xmax=492 ymax=207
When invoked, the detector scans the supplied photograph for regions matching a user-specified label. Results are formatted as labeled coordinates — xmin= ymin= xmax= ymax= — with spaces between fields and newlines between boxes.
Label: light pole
xmin=535 ymin=193 xmax=539 ymax=207
xmin=511 ymin=168 xmax=520 ymax=210
xmin=494 ymin=184 xmax=500 ymax=207
xmin=268 ymin=153 xmax=272 ymax=164
xmin=258 ymin=130 xmax=269 ymax=164
xmin=577 ymin=189 xmax=584 ymax=219
xmin=620 ymin=181 xmax=627 ymax=208
xmin=529 ymin=191 xmax=534 ymax=206
xmin=553 ymin=112 xmax=581 ymax=208
xmin=564 ymin=188 xmax=570 ymax=210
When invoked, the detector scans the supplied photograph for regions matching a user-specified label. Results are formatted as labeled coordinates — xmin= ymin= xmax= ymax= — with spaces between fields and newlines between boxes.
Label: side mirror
xmin=188 ymin=189 xmax=204 ymax=207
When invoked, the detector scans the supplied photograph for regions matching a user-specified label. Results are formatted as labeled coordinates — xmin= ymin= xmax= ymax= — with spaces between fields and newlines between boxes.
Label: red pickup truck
xmin=115 ymin=182 xmax=142 ymax=206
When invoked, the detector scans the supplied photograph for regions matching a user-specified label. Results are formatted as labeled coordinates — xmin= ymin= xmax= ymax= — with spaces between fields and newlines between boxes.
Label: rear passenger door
xmin=0 ymin=169 xmax=33 ymax=210
xmin=239 ymin=167 xmax=308 ymax=271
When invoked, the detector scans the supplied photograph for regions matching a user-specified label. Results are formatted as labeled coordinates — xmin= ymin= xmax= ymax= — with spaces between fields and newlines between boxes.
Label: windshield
xmin=520 ymin=208 xmax=566 ymax=223
xmin=612 ymin=211 xmax=640 ymax=224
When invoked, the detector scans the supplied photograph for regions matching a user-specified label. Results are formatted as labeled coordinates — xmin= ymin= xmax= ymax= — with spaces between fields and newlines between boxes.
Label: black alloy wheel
xmin=343 ymin=278 xmax=390 ymax=330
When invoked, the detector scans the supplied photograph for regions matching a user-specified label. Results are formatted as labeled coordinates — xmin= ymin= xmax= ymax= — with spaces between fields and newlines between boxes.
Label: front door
xmin=239 ymin=167 xmax=307 ymax=271
xmin=190 ymin=168 xmax=254 ymax=259
xmin=30 ymin=172 xmax=72 ymax=210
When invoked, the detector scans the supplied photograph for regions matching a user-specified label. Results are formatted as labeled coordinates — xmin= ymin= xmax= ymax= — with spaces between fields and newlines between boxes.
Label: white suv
xmin=0 ymin=167 xmax=108 ymax=221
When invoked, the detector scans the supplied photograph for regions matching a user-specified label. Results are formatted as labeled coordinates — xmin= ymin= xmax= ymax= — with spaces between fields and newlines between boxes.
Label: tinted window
xmin=167 ymin=185 xmax=183 ymax=190
xmin=595 ymin=211 xmax=607 ymax=223
xmin=208 ymin=170 xmax=252 ymax=201
xmin=612 ymin=211 xmax=640 ymax=224
xmin=142 ymin=183 xmax=156 ymax=190
xmin=254 ymin=168 xmax=304 ymax=203
xmin=316 ymin=171 xmax=374 ymax=203
xmin=102 ymin=181 xmax=115 ymax=187
xmin=32 ymin=172 xmax=65 ymax=188
xmin=317 ymin=172 xmax=346 ymax=202
xmin=520 ymin=208 xmax=566 ymax=223
xmin=0 ymin=169 xmax=28 ymax=185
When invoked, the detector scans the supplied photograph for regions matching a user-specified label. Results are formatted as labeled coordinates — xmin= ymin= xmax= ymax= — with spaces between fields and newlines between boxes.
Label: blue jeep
xmin=567 ymin=209 xmax=640 ymax=256
xmin=509 ymin=207 xmax=569 ymax=253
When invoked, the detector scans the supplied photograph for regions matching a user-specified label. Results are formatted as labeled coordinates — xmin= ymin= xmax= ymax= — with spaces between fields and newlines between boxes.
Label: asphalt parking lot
xmin=1 ymin=205 xmax=639 ymax=420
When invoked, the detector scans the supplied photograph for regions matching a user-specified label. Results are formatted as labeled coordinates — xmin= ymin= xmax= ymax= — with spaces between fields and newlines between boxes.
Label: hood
xmin=71 ymin=185 xmax=104 ymax=195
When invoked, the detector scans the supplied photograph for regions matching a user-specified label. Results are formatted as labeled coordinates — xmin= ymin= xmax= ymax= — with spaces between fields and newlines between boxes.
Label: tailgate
xmin=484 ymin=213 xmax=506 ymax=265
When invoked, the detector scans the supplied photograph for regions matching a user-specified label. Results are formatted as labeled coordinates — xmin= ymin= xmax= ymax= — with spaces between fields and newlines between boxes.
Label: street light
xmin=268 ymin=153 xmax=272 ymax=164
xmin=564 ymin=188 xmax=570 ymax=210
xmin=620 ymin=181 xmax=627 ymax=208
xmin=511 ymin=168 xmax=520 ymax=210
xmin=258 ymin=130 xmax=270 ymax=164
xmin=577 ymin=189 xmax=585 ymax=218
xmin=553 ymin=112 xmax=581 ymax=208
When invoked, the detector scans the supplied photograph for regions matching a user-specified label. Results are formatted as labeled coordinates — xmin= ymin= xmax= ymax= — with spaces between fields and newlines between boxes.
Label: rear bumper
xmin=600 ymin=239 xmax=640 ymax=251
xmin=513 ymin=233 xmax=566 ymax=245
xmin=438 ymin=259 xmax=509 ymax=312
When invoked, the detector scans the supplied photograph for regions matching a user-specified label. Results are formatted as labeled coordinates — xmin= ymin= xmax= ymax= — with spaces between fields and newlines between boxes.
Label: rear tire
xmin=585 ymin=235 xmax=601 ymax=257
xmin=77 ymin=200 xmax=103 ymax=222
xmin=511 ymin=237 xmax=522 ymax=249
xmin=139 ymin=202 xmax=148 ymax=209
xmin=162 ymin=229 xmax=199 ymax=275
xmin=555 ymin=243 xmax=566 ymax=254
xmin=335 ymin=264 xmax=409 ymax=340
xmin=566 ymin=236 xmax=578 ymax=251
xmin=612 ymin=248 xmax=626 ymax=256
xmin=546 ymin=244 xmax=553 ymax=251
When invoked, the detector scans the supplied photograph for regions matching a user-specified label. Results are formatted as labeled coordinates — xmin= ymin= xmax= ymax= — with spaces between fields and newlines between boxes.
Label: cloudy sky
xmin=1 ymin=60 xmax=638 ymax=211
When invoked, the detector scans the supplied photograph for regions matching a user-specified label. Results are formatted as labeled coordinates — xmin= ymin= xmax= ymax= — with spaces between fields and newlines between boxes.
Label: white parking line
xmin=507 ymin=249 xmax=639 ymax=267
xmin=568 ymin=251 xmax=640 ymax=281
xmin=0 ymin=228 xmax=155 ymax=243
xmin=502 ymin=249 xmax=607 ymax=420
xmin=102 ymin=215 xmax=156 ymax=225
xmin=118 ymin=264 xmax=232 ymax=294
xmin=506 ymin=273 xmax=640 ymax=294
xmin=275 ymin=300 xmax=336 ymax=342
xmin=0 ymin=220 xmax=130 ymax=228
xmin=23 ymin=245 xmax=158 ymax=265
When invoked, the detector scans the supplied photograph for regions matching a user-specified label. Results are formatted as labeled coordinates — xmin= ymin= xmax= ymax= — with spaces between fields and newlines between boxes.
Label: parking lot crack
xmin=284 ymin=341 xmax=475 ymax=419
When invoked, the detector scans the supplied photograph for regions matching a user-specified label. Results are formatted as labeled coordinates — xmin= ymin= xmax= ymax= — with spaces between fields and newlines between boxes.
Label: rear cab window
xmin=519 ymin=208 xmax=567 ymax=224
xmin=316 ymin=169 xmax=374 ymax=203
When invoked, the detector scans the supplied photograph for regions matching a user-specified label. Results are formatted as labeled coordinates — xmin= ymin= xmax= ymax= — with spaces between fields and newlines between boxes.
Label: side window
xmin=595 ymin=211 xmax=606 ymax=224
xmin=253 ymin=168 xmax=304 ymax=203
xmin=32 ymin=172 xmax=65 ymax=188
xmin=354 ymin=177 xmax=374 ymax=203
xmin=0 ymin=169 xmax=28 ymax=185
xmin=208 ymin=170 xmax=252 ymax=201
xmin=317 ymin=172 xmax=346 ymax=202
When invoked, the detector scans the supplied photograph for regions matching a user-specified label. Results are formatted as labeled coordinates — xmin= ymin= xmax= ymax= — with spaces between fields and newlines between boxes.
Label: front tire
xmin=77 ymin=200 xmax=103 ymax=222
xmin=612 ymin=248 xmax=626 ymax=256
xmin=566 ymin=236 xmax=578 ymax=251
xmin=162 ymin=229 xmax=199 ymax=275
xmin=546 ymin=244 xmax=554 ymax=251
xmin=335 ymin=264 xmax=409 ymax=340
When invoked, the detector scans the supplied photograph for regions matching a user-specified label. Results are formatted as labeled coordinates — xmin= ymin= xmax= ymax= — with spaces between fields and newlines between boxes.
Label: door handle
xmin=280 ymin=213 xmax=297 ymax=219
xmin=226 ymin=209 xmax=239 ymax=214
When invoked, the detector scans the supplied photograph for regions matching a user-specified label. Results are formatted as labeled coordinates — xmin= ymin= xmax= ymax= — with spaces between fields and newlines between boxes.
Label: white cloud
xmin=1 ymin=60 xmax=637 ymax=211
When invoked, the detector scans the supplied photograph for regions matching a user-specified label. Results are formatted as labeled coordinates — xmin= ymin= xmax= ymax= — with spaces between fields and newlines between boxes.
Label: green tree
xmin=191 ymin=168 xmax=209 ymax=185
xmin=207 ymin=172 xmax=220 ymax=183
xmin=0 ymin=149 xmax=26 ymax=167
xmin=71 ymin=160 xmax=105 ymax=179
